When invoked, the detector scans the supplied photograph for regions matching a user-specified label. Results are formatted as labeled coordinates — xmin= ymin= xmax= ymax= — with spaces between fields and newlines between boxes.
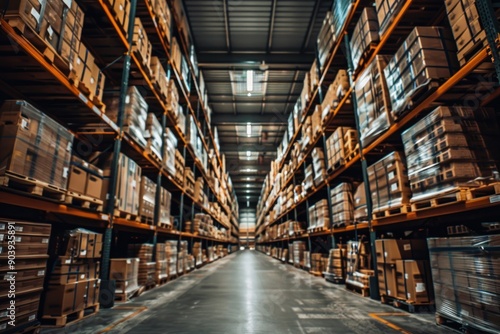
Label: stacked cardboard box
xmin=311 ymin=253 xmax=325 ymax=274
xmin=0 ymin=100 xmax=73 ymax=191
xmin=326 ymin=126 xmax=359 ymax=171
xmin=375 ymin=239 xmax=431 ymax=302
xmin=288 ymin=244 xmax=294 ymax=264
xmin=159 ymin=187 xmax=172 ymax=227
xmin=128 ymin=244 xmax=155 ymax=287
xmin=303 ymin=251 xmax=311 ymax=270
xmin=293 ymin=241 xmax=306 ymax=267
xmin=165 ymin=241 xmax=178 ymax=277
xmin=155 ymin=243 xmax=168 ymax=283
xmin=402 ymin=106 xmax=499 ymax=203
xmin=71 ymin=41 xmax=106 ymax=105
xmin=325 ymin=247 xmax=347 ymax=278
xmin=67 ymin=156 xmax=104 ymax=203
xmin=110 ymin=258 xmax=140 ymax=299
xmin=428 ymin=235 xmax=500 ymax=333
xmin=105 ymin=0 xmax=131 ymax=36
xmin=132 ymin=18 xmax=152 ymax=72
xmin=346 ymin=240 xmax=373 ymax=289
xmin=184 ymin=167 xmax=195 ymax=196
xmin=0 ymin=221 xmax=51 ymax=332
xmin=302 ymin=164 xmax=314 ymax=192
xmin=192 ymin=242 xmax=203 ymax=267
xmin=355 ymin=55 xmax=392 ymax=147
xmin=350 ymin=7 xmax=380 ymax=72
xmin=93 ymin=152 xmax=142 ymax=217
xmin=367 ymin=151 xmax=411 ymax=215
xmin=194 ymin=177 xmax=205 ymax=204
xmin=320 ymin=70 xmax=350 ymax=122
xmin=152 ymin=0 xmax=171 ymax=39
xmin=312 ymin=147 xmax=326 ymax=187
xmin=332 ymin=0 xmax=354 ymax=39
xmin=43 ymin=229 xmax=101 ymax=319
xmin=177 ymin=241 xmax=188 ymax=275
xmin=353 ymin=183 xmax=368 ymax=223
xmin=207 ymin=246 xmax=215 ymax=262
xmin=375 ymin=0 xmax=404 ymax=35
xmin=150 ymin=56 xmax=169 ymax=101
xmin=138 ymin=177 xmax=156 ymax=224
xmin=317 ymin=11 xmax=335 ymax=70
xmin=308 ymin=199 xmax=330 ymax=232
xmin=145 ymin=112 xmax=163 ymax=160
xmin=330 ymin=183 xmax=354 ymax=227
xmin=384 ymin=27 xmax=458 ymax=119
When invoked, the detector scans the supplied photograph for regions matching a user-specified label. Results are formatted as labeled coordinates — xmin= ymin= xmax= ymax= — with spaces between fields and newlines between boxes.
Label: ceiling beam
xmin=218 ymin=144 xmax=278 ymax=152
xmin=197 ymin=52 xmax=314 ymax=70
xmin=212 ymin=113 xmax=288 ymax=124
xmin=223 ymin=0 xmax=231 ymax=52
xmin=302 ymin=0 xmax=322 ymax=52
xmin=267 ymin=0 xmax=277 ymax=52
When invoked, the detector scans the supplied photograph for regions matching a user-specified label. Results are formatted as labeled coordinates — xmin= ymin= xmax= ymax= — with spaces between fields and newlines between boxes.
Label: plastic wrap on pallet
xmin=355 ymin=55 xmax=392 ymax=147
xmin=150 ymin=56 xmax=169 ymax=100
xmin=293 ymin=241 xmax=306 ymax=267
xmin=110 ymin=258 xmax=139 ymax=293
xmin=367 ymin=151 xmax=411 ymax=213
xmin=145 ymin=113 xmax=163 ymax=159
xmin=138 ymin=176 xmax=156 ymax=222
xmin=330 ymin=183 xmax=354 ymax=226
xmin=154 ymin=0 xmax=171 ymax=41
xmin=428 ymin=235 xmax=500 ymax=334
xmin=317 ymin=11 xmax=335 ymax=70
xmin=321 ymin=70 xmax=350 ymax=121
xmin=375 ymin=0 xmax=405 ymax=35
xmin=350 ymin=7 xmax=380 ymax=72
xmin=326 ymin=246 xmax=347 ymax=278
xmin=332 ymin=0 xmax=354 ymax=40
xmin=402 ymin=106 xmax=499 ymax=202
xmin=384 ymin=27 xmax=459 ymax=119
xmin=326 ymin=126 xmax=358 ymax=171
xmin=0 ymin=100 xmax=73 ymax=190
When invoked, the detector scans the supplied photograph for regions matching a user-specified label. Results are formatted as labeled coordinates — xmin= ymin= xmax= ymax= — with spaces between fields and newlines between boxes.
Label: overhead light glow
xmin=246 ymin=123 xmax=252 ymax=136
xmin=242 ymin=169 xmax=258 ymax=173
xmin=247 ymin=92 xmax=252 ymax=97
xmin=246 ymin=184 xmax=251 ymax=188
xmin=246 ymin=151 xmax=251 ymax=157
xmin=246 ymin=70 xmax=254 ymax=92
xmin=247 ymin=201 xmax=250 ymax=207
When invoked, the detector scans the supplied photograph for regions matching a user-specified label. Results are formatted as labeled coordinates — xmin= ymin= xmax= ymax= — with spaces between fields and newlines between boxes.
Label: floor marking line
xmin=98 ymin=306 xmax=148 ymax=333
xmin=368 ymin=313 xmax=411 ymax=334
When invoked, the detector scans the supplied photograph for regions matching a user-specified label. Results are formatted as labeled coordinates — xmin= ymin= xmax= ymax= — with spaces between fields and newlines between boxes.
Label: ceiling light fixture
xmin=246 ymin=70 xmax=254 ymax=92
xmin=246 ymin=151 xmax=251 ymax=157
xmin=246 ymin=123 xmax=252 ymax=136
xmin=242 ymin=169 xmax=258 ymax=173
xmin=247 ymin=201 xmax=250 ymax=208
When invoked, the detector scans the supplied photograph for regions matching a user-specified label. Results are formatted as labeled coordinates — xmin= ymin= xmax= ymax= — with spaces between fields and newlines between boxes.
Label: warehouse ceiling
xmin=183 ymin=0 xmax=332 ymax=208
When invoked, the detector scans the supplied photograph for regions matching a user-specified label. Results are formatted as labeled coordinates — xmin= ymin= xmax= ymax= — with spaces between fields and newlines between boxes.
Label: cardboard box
xmin=378 ymin=263 xmax=397 ymax=297
xmin=375 ymin=239 xmax=429 ymax=264
xmin=110 ymin=258 xmax=139 ymax=282
xmin=395 ymin=260 xmax=432 ymax=303
xmin=67 ymin=156 xmax=88 ymax=194
xmin=1 ymin=0 xmax=44 ymax=32
xmin=42 ymin=280 xmax=88 ymax=316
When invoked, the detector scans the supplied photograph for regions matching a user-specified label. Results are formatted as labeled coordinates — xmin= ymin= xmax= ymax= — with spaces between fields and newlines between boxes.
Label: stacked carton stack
xmin=367 ymin=152 xmax=411 ymax=217
xmin=355 ymin=55 xmax=392 ymax=147
xmin=303 ymin=251 xmax=311 ymax=270
xmin=317 ymin=11 xmax=335 ymax=70
xmin=310 ymin=253 xmax=325 ymax=274
xmin=375 ymin=239 xmax=432 ymax=304
xmin=138 ymin=177 xmax=156 ymax=224
xmin=293 ymin=241 xmax=306 ymax=268
xmin=345 ymin=240 xmax=373 ymax=290
xmin=71 ymin=41 xmax=106 ymax=106
xmin=105 ymin=0 xmax=131 ymax=36
xmin=302 ymin=164 xmax=314 ymax=192
xmin=320 ymin=70 xmax=350 ymax=122
xmin=110 ymin=258 xmax=140 ymax=301
xmin=132 ymin=18 xmax=152 ymax=74
xmin=174 ymin=149 xmax=185 ymax=184
xmin=43 ymin=228 xmax=102 ymax=319
xmin=308 ymin=199 xmax=330 ymax=232
xmin=159 ymin=187 xmax=172 ymax=228
xmin=145 ymin=113 xmax=163 ymax=160
xmin=207 ymin=246 xmax=215 ymax=262
xmin=0 ymin=221 xmax=51 ymax=332
xmin=375 ymin=0 xmax=404 ymax=34
xmin=164 ymin=128 xmax=178 ymax=176
xmin=0 ymin=100 xmax=74 ymax=193
xmin=107 ymin=86 xmax=148 ymax=148
xmin=165 ymin=241 xmax=178 ymax=277
xmin=384 ymin=27 xmax=458 ymax=119
xmin=288 ymin=244 xmax=294 ymax=264
xmin=350 ymin=7 xmax=380 ymax=72
xmin=192 ymin=242 xmax=203 ymax=267
xmin=184 ymin=167 xmax=195 ymax=196
xmin=428 ymin=235 xmax=500 ymax=333
xmin=332 ymin=0 xmax=355 ymax=39
xmin=66 ymin=156 xmax=104 ymax=210
xmin=312 ymin=148 xmax=326 ymax=187
xmin=155 ymin=243 xmax=168 ymax=283
xmin=402 ymin=106 xmax=499 ymax=204
xmin=177 ymin=241 xmax=188 ymax=275
xmin=330 ymin=183 xmax=354 ymax=227
xmin=326 ymin=126 xmax=359 ymax=171
xmin=150 ymin=57 xmax=169 ymax=102
xmin=325 ymin=246 xmax=347 ymax=280
xmin=128 ymin=244 xmax=155 ymax=287
xmin=353 ymin=183 xmax=368 ymax=222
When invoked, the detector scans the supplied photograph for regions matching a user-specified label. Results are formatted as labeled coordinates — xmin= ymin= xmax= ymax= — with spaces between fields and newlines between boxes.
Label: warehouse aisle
xmin=43 ymin=251 xmax=449 ymax=334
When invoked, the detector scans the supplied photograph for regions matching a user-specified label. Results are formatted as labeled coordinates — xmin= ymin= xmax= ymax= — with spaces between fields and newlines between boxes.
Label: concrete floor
xmin=42 ymin=250 xmax=451 ymax=334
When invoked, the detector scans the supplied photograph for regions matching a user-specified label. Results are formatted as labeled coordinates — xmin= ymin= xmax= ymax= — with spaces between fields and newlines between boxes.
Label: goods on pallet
xmin=159 ymin=187 xmax=172 ymax=227
xmin=308 ymin=199 xmax=330 ymax=232
xmin=350 ymin=7 xmax=380 ymax=72
xmin=444 ymin=0 xmax=497 ymax=65
xmin=303 ymin=251 xmax=311 ymax=269
xmin=152 ymin=0 xmax=171 ymax=40
xmin=165 ymin=240 xmax=178 ymax=276
xmin=128 ymin=244 xmax=155 ymax=287
xmin=92 ymin=152 xmax=142 ymax=217
xmin=367 ymin=151 xmax=411 ymax=216
xmin=110 ymin=258 xmax=140 ymax=300
xmin=145 ymin=113 xmax=163 ymax=160
xmin=326 ymin=127 xmax=359 ymax=171
xmin=428 ymin=235 xmax=500 ymax=333
xmin=66 ymin=156 xmax=104 ymax=210
xmin=0 ymin=220 xmax=51 ymax=332
xmin=384 ymin=26 xmax=458 ymax=119
xmin=138 ymin=176 xmax=156 ymax=224
xmin=353 ymin=182 xmax=368 ymax=222
xmin=321 ymin=70 xmax=350 ymax=122
xmin=312 ymin=148 xmax=326 ymax=187
xmin=71 ymin=41 xmax=106 ymax=105
xmin=42 ymin=228 xmax=101 ymax=324
xmin=293 ymin=241 xmax=306 ymax=267
xmin=317 ymin=11 xmax=335 ymax=70
xmin=355 ymin=55 xmax=392 ymax=147
xmin=150 ymin=56 xmax=169 ymax=101
xmin=132 ymin=17 xmax=152 ymax=71
xmin=345 ymin=240 xmax=373 ymax=293
xmin=103 ymin=0 xmax=130 ymax=36
xmin=310 ymin=253 xmax=325 ymax=274
xmin=375 ymin=239 xmax=430 ymax=301
xmin=375 ymin=0 xmax=404 ymax=34
xmin=330 ymin=183 xmax=354 ymax=227
xmin=325 ymin=246 xmax=347 ymax=280
xmin=155 ymin=243 xmax=168 ymax=283
xmin=0 ymin=100 xmax=73 ymax=193
xmin=192 ymin=242 xmax=203 ymax=266
xmin=402 ymin=106 xmax=499 ymax=203
xmin=332 ymin=0 xmax=354 ymax=40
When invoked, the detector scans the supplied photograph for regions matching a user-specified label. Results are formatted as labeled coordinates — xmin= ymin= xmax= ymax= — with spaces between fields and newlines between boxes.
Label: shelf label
xmin=101 ymin=214 xmax=109 ymax=221
xmin=79 ymin=93 xmax=88 ymax=104
xmin=150 ymin=226 xmax=154 ymax=230
xmin=490 ymin=195 xmax=500 ymax=203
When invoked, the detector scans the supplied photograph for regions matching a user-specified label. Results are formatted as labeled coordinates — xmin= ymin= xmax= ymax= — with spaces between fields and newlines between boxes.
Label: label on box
xmin=407 ymin=292 xmax=411 ymax=299
xmin=63 ymin=167 xmax=69 ymax=178
xmin=461 ymin=310 xmax=469 ymax=317
xmin=21 ymin=118 xmax=29 ymax=129
xmin=47 ymin=26 xmax=54 ymax=38
xmin=0 ymin=223 xmax=4 ymax=231
xmin=15 ymin=237 xmax=21 ymax=243
xmin=405 ymin=273 xmax=408 ymax=280
xmin=490 ymin=195 xmax=500 ymax=203
xmin=384 ymin=251 xmax=388 ymax=258
xmin=38 ymin=270 xmax=45 ymax=276
xmin=42 ymin=238 xmax=49 ymax=244
xmin=80 ymin=274 xmax=85 ymax=279
xmin=403 ymin=244 xmax=411 ymax=251
xmin=416 ymin=283 xmax=426 ymax=293
xmin=388 ymin=171 xmax=395 ymax=180
xmin=15 ymin=226 xmax=24 ymax=232
xmin=65 ymin=259 xmax=71 ymax=264
xmin=390 ymin=183 xmax=398 ymax=192
xmin=29 ymin=314 xmax=36 ymax=321
xmin=31 ymin=8 xmax=41 ymax=22
xmin=80 ymin=249 xmax=87 ymax=256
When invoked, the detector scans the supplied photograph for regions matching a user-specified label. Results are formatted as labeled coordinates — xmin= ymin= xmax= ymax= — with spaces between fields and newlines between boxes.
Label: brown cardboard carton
xmin=67 ymin=156 xmax=88 ymax=194
xmin=378 ymin=263 xmax=397 ymax=297
xmin=85 ymin=164 xmax=103 ymax=199
xmin=42 ymin=281 xmax=87 ymax=316
xmin=0 ymin=220 xmax=51 ymax=236
xmin=375 ymin=239 xmax=428 ymax=264
xmin=395 ymin=260 xmax=432 ymax=303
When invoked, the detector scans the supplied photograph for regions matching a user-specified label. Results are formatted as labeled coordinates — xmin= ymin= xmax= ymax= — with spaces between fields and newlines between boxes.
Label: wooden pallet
xmin=354 ymin=42 xmax=378 ymax=76
xmin=309 ymin=271 xmax=323 ymax=277
xmin=65 ymin=191 xmax=103 ymax=211
xmin=115 ymin=287 xmax=140 ymax=302
xmin=467 ymin=182 xmax=500 ymax=200
xmin=67 ymin=71 xmax=104 ymax=110
xmin=345 ymin=282 xmax=370 ymax=297
xmin=41 ymin=304 xmax=99 ymax=327
xmin=392 ymin=80 xmax=441 ymax=120
xmin=372 ymin=204 xmax=411 ymax=219
xmin=324 ymin=272 xmax=345 ymax=284
xmin=411 ymin=188 xmax=468 ymax=212
xmin=381 ymin=295 xmax=435 ymax=313
xmin=5 ymin=321 xmax=41 ymax=334
xmin=137 ymin=282 xmax=157 ymax=295
xmin=435 ymin=312 xmax=493 ymax=334
xmin=137 ymin=215 xmax=155 ymax=225
xmin=114 ymin=210 xmax=139 ymax=222
xmin=158 ymin=222 xmax=173 ymax=230
xmin=0 ymin=171 xmax=66 ymax=201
